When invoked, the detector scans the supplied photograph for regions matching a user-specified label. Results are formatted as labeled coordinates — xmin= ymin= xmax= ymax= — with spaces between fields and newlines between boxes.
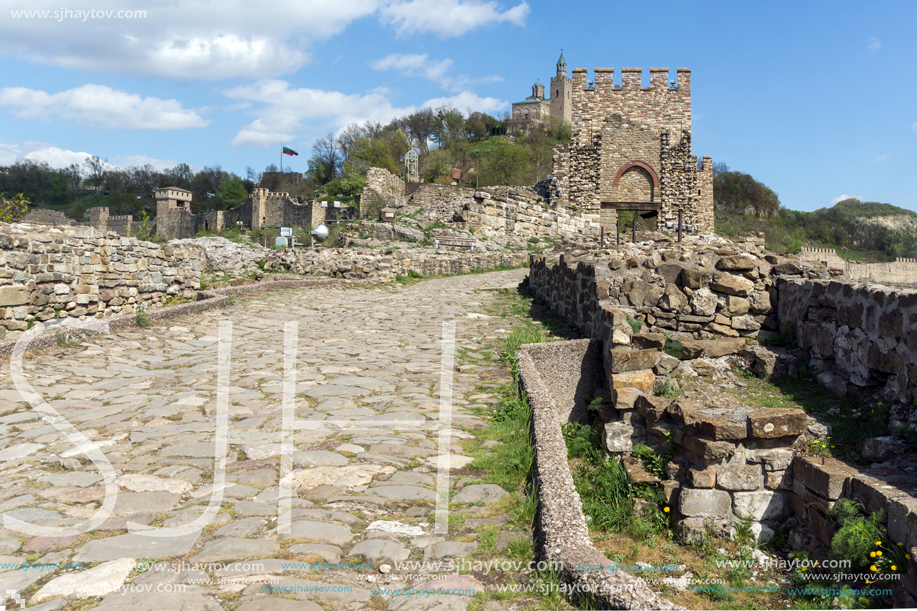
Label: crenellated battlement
xmin=253 ymin=188 xmax=291 ymax=201
xmin=800 ymin=247 xmax=838 ymax=255
xmin=897 ymin=257 xmax=917 ymax=263
xmin=572 ymin=67 xmax=690 ymax=94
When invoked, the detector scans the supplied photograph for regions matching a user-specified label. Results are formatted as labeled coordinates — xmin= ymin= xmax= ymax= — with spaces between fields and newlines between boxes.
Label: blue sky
xmin=0 ymin=0 xmax=914 ymax=212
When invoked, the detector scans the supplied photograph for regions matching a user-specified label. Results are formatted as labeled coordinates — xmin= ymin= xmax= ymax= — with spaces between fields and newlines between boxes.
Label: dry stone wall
xmin=799 ymin=247 xmax=917 ymax=285
xmin=0 ymin=223 xmax=202 ymax=339
xmin=778 ymin=277 xmax=917 ymax=405
xmin=262 ymin=247 xmax=527 ymax=282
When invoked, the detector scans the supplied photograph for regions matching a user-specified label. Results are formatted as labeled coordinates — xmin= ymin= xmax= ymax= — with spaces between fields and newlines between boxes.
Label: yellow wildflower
xmin=663 ymin=507 xmax=670 ymax=513
xmin=871 ymin=552 xmax=876 ymax=558
xmin=877 ymin=551 xmax=883 ymax=556
xmin=877 ymin=541 xmax=883 ymax=546
xmin=907 ymin=554 xmax=911 ymax=560
xmin=871 ymin=565 xmax=877 ymax=572
xmin=893 ymin=565 xmax=898 ymax=571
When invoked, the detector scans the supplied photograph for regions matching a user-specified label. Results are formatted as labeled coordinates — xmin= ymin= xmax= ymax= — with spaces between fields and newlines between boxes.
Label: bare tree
xmin=337 ymin=123 xmax=367 ymax=160
xmin=83 ymin=155 xmax=107 ymax=189
xmin=312 ymin=133 xmax=340 ymax=183
xmin=246 ymin=166 xmax=262 ymax=184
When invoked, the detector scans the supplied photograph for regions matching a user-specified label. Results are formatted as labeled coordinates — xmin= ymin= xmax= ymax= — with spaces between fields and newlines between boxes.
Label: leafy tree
xmin=217 ymin=176 xmax=248 ymax=208
xmin=714 ymin=170 xmax=780 ymax=213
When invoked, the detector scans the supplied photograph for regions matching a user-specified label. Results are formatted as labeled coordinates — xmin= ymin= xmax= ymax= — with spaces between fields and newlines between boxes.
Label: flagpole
xmin=280 ymin=141 xmax=283 ymax=174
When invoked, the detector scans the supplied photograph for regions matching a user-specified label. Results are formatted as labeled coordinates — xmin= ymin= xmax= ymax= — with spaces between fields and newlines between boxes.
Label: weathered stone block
xmin=724 ymin=296 xmax=750 ymax=316
xmin=608 ymin=369 xmax=655 ymax=394
xmin=603 ymin=421 xmax=646 ymax=453
xmin=793 ymin=456 xmax=858 ymax=500
xmin=717 ymin=255 xmax=757 ymax=272
xmin=683 ymin=436 xmax=735 ymax=463
xmin=747 ymin=408 xmax=807 ymax=439
xmin=679 ymin=488 xmax=732 ymax=518
xmin=610 ymin=386 xmax=644 ymax=411
xmin=680 ymin=338 xmax=745 ymax=360
xmin=689 ymin=468 xmax=716 ymax=489
xmin=711 ymin=272 xmax=754 ymax=297
xmin=689 ymin=408 xmax=748 ymax=441
xmin=765 ymin=469 xmax=792 ymax=490
xmin=889 ymin=496 xmax=917 ymax=550
xmin=680 ymin=267 xmax=711 ymax=289
xmin=0 ymin=285 xmax=29 ymax=307
xmin=631 ymin=332 xmax=665 ymax=350
xmin=733 ymin=491 xmax=787 ymax=520
xmin=748 ymin=448 xmax=793 ymax=471
xmin=634 ymin=395 xmax=672 ymax=422
xmin=607 ymin=348 xmax=658 ymax=373
xmin=717 ymin=465 xmax=763 ymax=491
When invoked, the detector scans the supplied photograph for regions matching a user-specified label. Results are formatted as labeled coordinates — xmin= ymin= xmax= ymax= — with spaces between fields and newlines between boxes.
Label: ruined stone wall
xmin=778 ymin=277 xmax=917 ymax=404
xmin=408 ymin=184 xmax=474 ymax=209
xmin=525 ymin=239 xmax=811 ymax=540
xmin=362 ymin=167 xmax=406 ymax=209
xmin=23 ymin=209 xmax=75 ymax=226
xmin=455 ymin=188 xmax=601 ymax=239
xmin=798 ymin=247 xmax=917 ymax=285
xmin=528 ymin=235 xmax=781 ymax=346
xmin=262 ymin=247 xmax=527 ymax=282
xmin=0 ymin=223 xmax=202 ymax=339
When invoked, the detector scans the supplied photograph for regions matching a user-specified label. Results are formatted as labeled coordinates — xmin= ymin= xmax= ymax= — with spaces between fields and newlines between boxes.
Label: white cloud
xmin=871 ymin=154 xmax=890 ymax=163
xmin=912 ymin=121 xmax=917 ymax=137
xmin=830 ymin=194 xmax=863 ymax=206
xmin=224 ymin=79 xmax=508 ymax=148
xmin=379 ymin=0 xmax=529 ymax=37
xmin=370 ymin=53 xmax=503 ymax=92
xmin=421 ymin=91 xmax=507 ymax=114
xmin=866 ymin=38 xmax=882 ymax=52
xmin=0 ymin=0 xmax=526 ymax=80
xmin=0 ymin=141 xmax=183 ymax=171
xmin=371 ymin=54 xmax=453 ymax=81
xmin=108 ymin=154 xmax=184 ymax=171
xmin=0 ymin=141 xmax=110 ymax=168
xmin=224 ymin=80 xmax=412 ymax=148
xmin=0 ymin=85 xmax=209 ymax=130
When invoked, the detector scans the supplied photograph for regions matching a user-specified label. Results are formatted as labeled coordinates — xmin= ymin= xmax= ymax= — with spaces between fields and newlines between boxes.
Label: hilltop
xmin=713 ymin=169 xmax=917 ymax=261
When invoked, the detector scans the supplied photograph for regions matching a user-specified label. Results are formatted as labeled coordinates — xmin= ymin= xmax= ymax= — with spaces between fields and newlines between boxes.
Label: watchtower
xmin=549 ymin=51 xmax=572 ymax=124
xmin=155 ymin=187 xmax=193 ymax=240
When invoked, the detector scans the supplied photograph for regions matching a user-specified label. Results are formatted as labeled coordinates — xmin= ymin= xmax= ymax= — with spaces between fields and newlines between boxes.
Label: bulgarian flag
xmin=282 ymin=146 xmax=298 ymax=156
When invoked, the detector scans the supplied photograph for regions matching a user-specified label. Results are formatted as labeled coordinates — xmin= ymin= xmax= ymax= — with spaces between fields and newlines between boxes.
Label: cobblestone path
xmin=0 ymin=269 xmax=543 ymax=611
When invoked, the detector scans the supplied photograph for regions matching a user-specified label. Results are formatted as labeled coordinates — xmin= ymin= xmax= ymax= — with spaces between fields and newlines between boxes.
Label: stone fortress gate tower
xmin=551 ymin=66 xmax=714 ymax=235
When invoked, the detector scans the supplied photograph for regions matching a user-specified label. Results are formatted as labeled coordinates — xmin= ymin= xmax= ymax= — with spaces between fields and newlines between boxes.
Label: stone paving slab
xmin=0 ymin=270 xmax=530 ymax=609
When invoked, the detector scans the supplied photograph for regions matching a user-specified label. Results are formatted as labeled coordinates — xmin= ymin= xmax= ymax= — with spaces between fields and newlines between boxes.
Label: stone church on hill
xmin=511 ymin=52 xmax=573 ymax=127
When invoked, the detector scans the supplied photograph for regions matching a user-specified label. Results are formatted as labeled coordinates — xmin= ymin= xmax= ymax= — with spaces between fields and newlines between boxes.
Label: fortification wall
xmin=551 ymin=67 xmax=713 ymax=235
xmin=778 ymin=277 xmax=917 ymax=404
xmin=262 ymin=247 xmax=527 ymax=281
xmin=0 ymin=223 xmax=202 ymax=339
xmin=798 ymin=247 xmax=917 ymax=285
xmin=23 ymin=209 xmax=75 ymax=226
